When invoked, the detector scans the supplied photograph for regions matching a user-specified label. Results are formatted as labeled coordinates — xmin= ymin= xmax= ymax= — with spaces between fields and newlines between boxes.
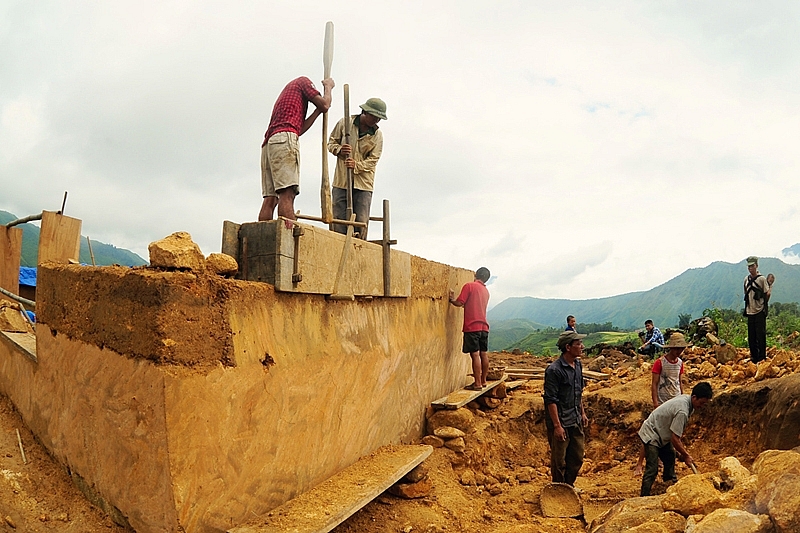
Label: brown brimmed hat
xmin=664 ymin=332 xmax=689 ymax=349
xmin=557 ymin=330 xmax=586 ymax=350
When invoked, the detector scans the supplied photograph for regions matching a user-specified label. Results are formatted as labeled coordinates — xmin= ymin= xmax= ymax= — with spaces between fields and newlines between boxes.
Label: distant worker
xmin=637 ymin=319 xmax=664 ymax=358
xmin=259 ymin=76 xmax=335 ymax=226
xmin=327 ymin=98 xmax=387 ymax=239
xmin=635 ymin=382 xmax=713 ymax=496
xmin=652 ymin=332 xmax=687 ymax=407
xmin=449 ymin=267 xmax=491 ymax=390
xmin=544 ymin=330 xmax=589 ymax=486
xmin=744 ymin=256 xmax=771 ymax=363
xmin=565 ymin=315 xmax=577 ymax=332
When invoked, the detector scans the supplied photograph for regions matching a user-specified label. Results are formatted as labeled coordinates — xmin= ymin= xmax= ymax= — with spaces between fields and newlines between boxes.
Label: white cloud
xmin=2 ymin=1 xmax=800 ymax=305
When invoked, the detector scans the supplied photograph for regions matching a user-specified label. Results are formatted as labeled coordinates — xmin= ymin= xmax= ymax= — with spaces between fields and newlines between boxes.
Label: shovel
xmin=540 ymin=482 xmax=583 ymax=519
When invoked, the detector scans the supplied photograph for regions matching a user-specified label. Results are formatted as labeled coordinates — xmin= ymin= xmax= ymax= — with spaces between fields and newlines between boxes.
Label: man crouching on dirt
xmin=544 ymin=331 xmax=589 ymax=486
xmin=635 ymin=382 xmax=713 ymax=496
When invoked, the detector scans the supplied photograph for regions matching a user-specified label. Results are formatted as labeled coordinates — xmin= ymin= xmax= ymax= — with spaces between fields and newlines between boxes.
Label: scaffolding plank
xmin=430 ymin=377 xmax=507 ymax=410
xmin=38 ymin=211 xmax=82 ymax=265
xmin=229 ymin=444 xmax=432 ymax=533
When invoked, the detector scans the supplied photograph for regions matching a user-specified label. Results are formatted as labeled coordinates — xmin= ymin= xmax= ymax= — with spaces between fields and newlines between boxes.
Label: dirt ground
xmin=0 ymin=344 xmax=797 ymax=532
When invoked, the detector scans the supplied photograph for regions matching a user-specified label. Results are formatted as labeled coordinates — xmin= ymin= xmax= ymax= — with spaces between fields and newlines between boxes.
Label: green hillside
xmin=1 ymin=210 xmax=147 ymax=267
xmin=489 ymin=258 xmax=800 ymax=331
xmin=488 ymin=318 xmax=549 ymax=351
xmin=506 ymin=330 xmax=639 ymax=356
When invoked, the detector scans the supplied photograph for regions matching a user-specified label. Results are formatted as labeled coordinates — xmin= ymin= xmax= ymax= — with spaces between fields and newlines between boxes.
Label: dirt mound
xmin=3 ymin=345 xmax=800 ymax=532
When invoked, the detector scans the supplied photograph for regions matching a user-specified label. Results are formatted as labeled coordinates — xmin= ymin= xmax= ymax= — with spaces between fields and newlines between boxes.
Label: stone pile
xmin=589 ymin=450 xmax=800 ymax=533
xmin=148 ymin=232 xmax=238 ymax=277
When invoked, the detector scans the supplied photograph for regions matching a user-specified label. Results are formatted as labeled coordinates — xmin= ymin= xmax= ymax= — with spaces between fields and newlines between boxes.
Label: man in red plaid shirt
xmin=259 ymin=76 xmax=334 ymax=225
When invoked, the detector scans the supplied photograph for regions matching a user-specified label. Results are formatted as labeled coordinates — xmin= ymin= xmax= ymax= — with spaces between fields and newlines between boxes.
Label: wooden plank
xmin=431 ymin=377 xmax=507 ymax=410
xmin=229 ymin=444 xmax=432 ymax=533
xmin=506 ymin=367 xmax=545 ymax=373
xmin=0 ymin=226 xmax=23 ymax=304
xmin=237 ymin=221 xmax=411 ymax=297
xmin=505 ymin=379 xmax=527 ymax=390
xmin=583 ymin=370 xmax=610 ymax=380
xmin=507 ymin=373 xmax=543 ymax=381
xmin=0 ymin=331 xmax=37 ymax=362
xmin=221 ymin=221 xmax=241 ymax=263
xmin=38 ymin=211 xmax=81 ymax=265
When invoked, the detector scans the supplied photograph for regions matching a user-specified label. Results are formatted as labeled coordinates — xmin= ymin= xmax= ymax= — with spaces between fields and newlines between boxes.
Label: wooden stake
xmin=320 ymin=21 xmax=334 ymax=224
xmin=16 ymin=429 xmax=27 ymax=464
xmin=87 ymin=236 xmax=96 ymax=266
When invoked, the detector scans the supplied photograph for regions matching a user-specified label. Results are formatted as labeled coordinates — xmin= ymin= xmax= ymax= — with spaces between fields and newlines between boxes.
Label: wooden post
xmin=343 ymin=84 xmax=353 ymax=226
xmin=320 ymin=21 xmax=334 ymax=225
xmin=0 ymin=225 xmax=23 ymax=304
xmin=382 ymin=200 xmax=392 ymax=297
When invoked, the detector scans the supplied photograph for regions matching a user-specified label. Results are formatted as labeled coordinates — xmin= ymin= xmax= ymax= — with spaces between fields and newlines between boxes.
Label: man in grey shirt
xmin=635 ymin=382 xmax=713 ymax=496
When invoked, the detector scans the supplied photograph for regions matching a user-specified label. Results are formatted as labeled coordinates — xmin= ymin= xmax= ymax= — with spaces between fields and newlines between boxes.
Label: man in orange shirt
xmin=449 ymin=267 xmax=491 ymax=390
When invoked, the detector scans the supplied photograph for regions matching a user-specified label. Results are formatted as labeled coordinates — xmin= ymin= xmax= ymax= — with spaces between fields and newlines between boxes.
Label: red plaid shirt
xmin=263 ymin=77 xmax=320 ymax=145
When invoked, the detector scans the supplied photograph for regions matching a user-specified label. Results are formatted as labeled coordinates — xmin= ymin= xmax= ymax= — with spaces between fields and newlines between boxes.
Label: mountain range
xmin=488 ymin=257 xmax=800 ymax=349
xmin=1 ymin=210 xmax=147 ymax=267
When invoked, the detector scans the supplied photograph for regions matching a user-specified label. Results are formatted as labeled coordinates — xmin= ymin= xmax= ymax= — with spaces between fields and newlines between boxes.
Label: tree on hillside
xmin=678 ymin=313 xmax=692 ymax=329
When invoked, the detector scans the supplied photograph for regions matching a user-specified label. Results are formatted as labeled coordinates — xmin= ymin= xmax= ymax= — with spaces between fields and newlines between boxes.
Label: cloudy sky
xmin=2 ymin=1 xmax=799 ymax=305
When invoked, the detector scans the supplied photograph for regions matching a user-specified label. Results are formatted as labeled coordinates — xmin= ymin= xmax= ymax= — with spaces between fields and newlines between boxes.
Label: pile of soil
xmin=1 ymin=345 xmax=798 ymax=532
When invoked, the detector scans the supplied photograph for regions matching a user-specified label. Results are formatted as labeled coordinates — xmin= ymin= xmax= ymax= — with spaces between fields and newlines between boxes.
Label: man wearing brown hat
xmin=744 ymin=256 xmax=771 ymax=363
xmin=652 ymin=333 xmax=687 ymax=408
xmin=543 ymin=330 xmax=589 ymax=486
xmin=327 ymin=98 xmax=387 ymax=239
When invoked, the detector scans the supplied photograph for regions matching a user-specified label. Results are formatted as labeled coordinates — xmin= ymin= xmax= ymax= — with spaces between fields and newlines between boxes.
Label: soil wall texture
xmin=0 ymin=256 xmax=474 ymax=533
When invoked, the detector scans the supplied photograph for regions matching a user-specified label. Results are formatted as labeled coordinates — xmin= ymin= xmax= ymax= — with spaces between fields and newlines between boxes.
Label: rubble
xmin=148 ymin=231 xmax=205 ymax=271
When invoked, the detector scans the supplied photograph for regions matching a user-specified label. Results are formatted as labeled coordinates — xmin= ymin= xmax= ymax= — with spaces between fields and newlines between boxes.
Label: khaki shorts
xmin=261 ymin=131 xmax=300 ymax=197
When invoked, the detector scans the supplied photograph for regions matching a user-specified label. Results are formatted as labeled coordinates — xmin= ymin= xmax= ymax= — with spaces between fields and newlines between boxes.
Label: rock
xmin=730 ymin=370 xmax=746 ymax=383
xmin=754 ymin=361 xmax=778 ymax=381
xmin=628 ymin=523 xmax=669 ymax=533
xmin=421 ymin=435 xmax=444 ymax=448
xmin=752 ymin=449 xmax=800 ymax=514
xmin=426 ymin=408 xmax=474 ymax=435
xmin=763 ymin=473 xmax=800 ymax=533
xmin=662 ymin=474 xmax=723 ymax=515
xmin=434 ymin=426 xmax=465 ymax=439
xmin=718 ymin=457 xmax=751 ymax=487
xmin=714 ymin=343 xmax=738 ymax=364
xmin=444 ymin=437 xmax=466 ymax=453
xmin=460 ymin=469 xmax=476 ymax=486
xmin=761 ymin=374 xmax=800 ymax=450
xmin=148 ymin=232 xmax=205 ymax=271
xmin=719 ymin=474 xmax=757 ymax=512
xmin=697 ymin=361 xmax=716 ymax=379
xmin=205 ymin=253 xmax=238 ymax=275
xmin=404 ymin=463 xmax=429 ymax=483
xmin=648 ymin=511 xmax=686 ymax=533
xmin=0 ymin=304 xmax=30 ymax=333
xmin=588 ymin=356 xmax=607 ymax=372
xmin=588 ymin=495 xmax=667 ymax=533
xmin=705 ymin=332 xmax=719 ymax=345
xmin=389 ymin=477 xmax=432 ymax=499
xmin=717 ymin=365 xmax=733 ymax=381
xmin=691 ymin=508 xmax=772 ymax=533
xmin=487 ymin=484 xmax=503 ymax=496
xmin=771 ymin=351 xmax=790 ymax=367
xmin=516 ymin=467 xmax=533 ymax=483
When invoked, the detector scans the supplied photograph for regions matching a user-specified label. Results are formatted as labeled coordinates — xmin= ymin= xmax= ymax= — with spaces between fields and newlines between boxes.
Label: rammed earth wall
xmin=0 ymin=257 xmax=473 ymax=532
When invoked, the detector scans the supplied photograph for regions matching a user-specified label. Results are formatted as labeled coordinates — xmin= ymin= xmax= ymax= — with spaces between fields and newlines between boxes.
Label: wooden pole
xmin=320 ymin=21 xmax=334 ymax=225
xmin=87 ymin=236 xmax=96 ymax=266
xmin=382 ymin=199 xmax=392 ymax=297
xmin=343 ymin=84 xmax=353 ymax=226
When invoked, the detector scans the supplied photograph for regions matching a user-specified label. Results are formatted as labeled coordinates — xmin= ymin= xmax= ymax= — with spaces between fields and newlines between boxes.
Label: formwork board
xmin=38 ymin=211 xmax=81 ymax=265
xmin=236 ymin=220 xmax=411 ymax=297
xmin=0 ymin=225 xmax=22 ymax=303
xmin=229 ymin=444 xmax=432 ymax=533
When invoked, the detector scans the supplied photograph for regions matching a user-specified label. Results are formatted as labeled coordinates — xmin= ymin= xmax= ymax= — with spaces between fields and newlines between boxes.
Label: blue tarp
xmin=19 ymin=266 xmax=36 ymax=287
